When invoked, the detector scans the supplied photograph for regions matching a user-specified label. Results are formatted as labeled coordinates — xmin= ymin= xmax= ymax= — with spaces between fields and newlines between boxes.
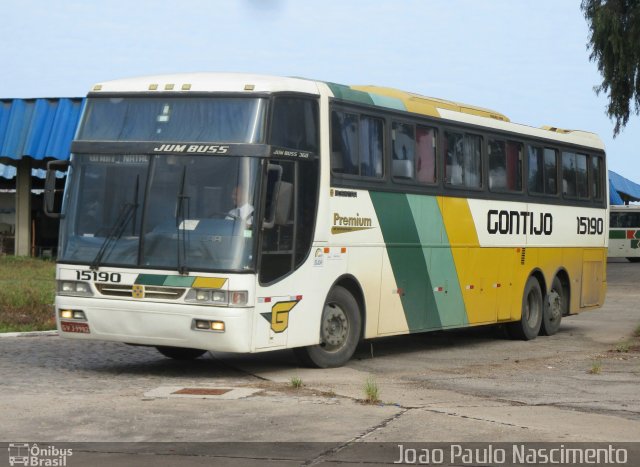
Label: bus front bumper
xmin=54 ymin=296 xmax=254 ymax=353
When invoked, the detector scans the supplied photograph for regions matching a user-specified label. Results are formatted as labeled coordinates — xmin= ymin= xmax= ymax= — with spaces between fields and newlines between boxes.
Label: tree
xmin=581 ymin=0 xmax=640 ymax=135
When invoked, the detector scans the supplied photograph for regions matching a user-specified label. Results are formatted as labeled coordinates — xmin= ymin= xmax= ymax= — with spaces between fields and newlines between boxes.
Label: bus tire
xmin=156 ymin=346 xmax=207 ymax=360
xmin=507 ymin=276 xmax=543 ymax=340
xmin=294 ymin=286 xmax=361 ymax=368
xmin=540 ymin=276 xmax=565 ymax=336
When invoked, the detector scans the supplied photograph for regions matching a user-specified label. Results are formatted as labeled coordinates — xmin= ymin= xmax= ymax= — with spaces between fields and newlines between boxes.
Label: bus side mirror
xmin=263 ymin=180 xmax=293 ymax=229
xmin=44 ymin=160 xmax=69 ymax=218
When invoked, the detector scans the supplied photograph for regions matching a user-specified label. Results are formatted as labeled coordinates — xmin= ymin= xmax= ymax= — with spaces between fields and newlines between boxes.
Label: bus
xmin=44 ymin=73 xmax=608 ymax=368
xmin=608 ymin=204 xmax=640 ymax=262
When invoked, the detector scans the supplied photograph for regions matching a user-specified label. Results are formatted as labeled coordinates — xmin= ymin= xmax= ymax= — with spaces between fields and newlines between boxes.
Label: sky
xmin=2 ymin=0 xmax=639 ymax=182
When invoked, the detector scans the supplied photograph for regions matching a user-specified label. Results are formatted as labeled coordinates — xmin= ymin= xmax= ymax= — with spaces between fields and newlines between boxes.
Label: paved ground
xmin=0 ymin=260 xmax=639 ymax=465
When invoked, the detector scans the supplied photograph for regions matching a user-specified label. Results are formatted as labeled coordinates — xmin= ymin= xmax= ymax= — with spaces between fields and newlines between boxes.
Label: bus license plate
xmin=60 ymin=321 xmax=90 ymax=334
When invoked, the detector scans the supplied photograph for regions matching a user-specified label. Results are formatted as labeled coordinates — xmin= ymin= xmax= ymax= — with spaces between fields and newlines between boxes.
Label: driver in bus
xmin=226 ymin=184 xmax=254 ymax=225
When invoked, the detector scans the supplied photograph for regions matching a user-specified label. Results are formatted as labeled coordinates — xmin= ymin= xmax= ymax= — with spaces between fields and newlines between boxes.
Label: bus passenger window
xmin=544 ymin=148 xmax=558 ymax=194
xmin=331 ymin=111 xmax=383 ymax=179
xmin=489 ymin=139 xmax=522 ymax=192
xmin=562 ymin=151 xmax=578 ymax=197
xmin=528 ymin=146 xmax=557 ymax=195
xmin=416 ymin=126 xmax=436 ymax=184
xmin=592 ymin=156 xmax=603 ymax=200
xmin=445 ymin=132 xmax=482 ymax=188
xmin=392 ymin=122 xmax=415 ymax=180
xmin=576 ymin=154 xmax=588 ymax=198
xmin=331 ymin=111 xmax=358 ymax=175
xmin=359 ymin=116 xmax=383 ymax=178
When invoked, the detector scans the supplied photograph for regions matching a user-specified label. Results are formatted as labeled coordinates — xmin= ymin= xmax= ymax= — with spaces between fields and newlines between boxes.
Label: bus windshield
xmin=78 ymin=97 xmax=267 ymax=142
xmin=59 ymin=154 xmax=261 ymax=272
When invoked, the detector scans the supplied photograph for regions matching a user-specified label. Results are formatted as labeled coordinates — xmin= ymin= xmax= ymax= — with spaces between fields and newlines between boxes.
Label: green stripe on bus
xmin=406 ymin=195 xmax=468 ymax=327
xmin=609 ymin=230 xmax=626 ymax=239
xmin=135 ymin=274 xmax=167 ymax=286
xmin=326 ymin=82 xmax=375 ymax=106
xmin=370 ymin=191 xmax=441 ymax=331
xmin=163 ymin=276 xmax=195 ymax=287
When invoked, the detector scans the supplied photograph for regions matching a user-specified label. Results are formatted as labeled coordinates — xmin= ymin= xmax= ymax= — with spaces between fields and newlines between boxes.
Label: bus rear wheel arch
xmin=294 ymin=285 xmax=362 ymax=368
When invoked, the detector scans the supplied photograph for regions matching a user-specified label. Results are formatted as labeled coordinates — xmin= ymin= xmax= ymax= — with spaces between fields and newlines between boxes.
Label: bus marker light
xmin=465 ymin=285 xmax=475 ymax=290
xmin=164 ymin=83 xmax=175 ymax=90
xmin=231 ymin=291 xmax=248 ymax=305
xmin=60 ymin=310 xmax=73 ymax=319
xmin=210 ymin=321 xmax=225 ymax=331
xmin=148 ymin=84 xmax=158 ymax=90
xmin=494 ymin=283 xmax=502 ymax=288
xmin=295 ymin=295 xmax=303 ymax=301
xmin=434 ymin=287 xmax=444 ymax=292
xmin=244 ymin=84 xmax=255 ymax=91
xmin=341 ymin=247 xmax=347 ymax=254
xmin=72 ymin=310 xmax=87 ymax=320
xmin=181 ymin=84 xmax=191 ymax=90
xmin=324 ymin=247 xmax=330 ymax=254
xmin=195 ymin=320 xmax=210 ymax=330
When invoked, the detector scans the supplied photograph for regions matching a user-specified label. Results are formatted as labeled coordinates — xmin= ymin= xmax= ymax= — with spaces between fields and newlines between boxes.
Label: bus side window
xmin=416 ymin=126 xmax=436 ymax=184
xmin=489 ymin=139 xmax=523 ymax=192
xmin=392 ymin=122 xmax=415 ymax=180
xmin=331 ymin=111 xmax=358 ymax=175
xmin=445 ymin=131 xmax=482 ymax=188
xmin=592 ymin=156 xmax=603 ymax=200
xmin=270 ymin=98 xmax=319 ymax=152
xmin=331 ymin=111 xmax=384 ymax=179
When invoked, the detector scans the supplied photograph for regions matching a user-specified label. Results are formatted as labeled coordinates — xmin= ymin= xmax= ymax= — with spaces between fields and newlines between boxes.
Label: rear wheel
xmin=507 ymin=276 xmax=543 ymax=340
xmin=156 ymin=346 xmax=207 ymax=360
xmin=540 ymin=276 xmax=565 ymax=336
xmin=295 ymin=286 xmax=361 ymax=368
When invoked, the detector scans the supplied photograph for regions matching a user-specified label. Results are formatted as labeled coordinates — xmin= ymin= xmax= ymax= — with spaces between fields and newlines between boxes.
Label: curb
xmin=0 ymin=330 xmax=58 ymax=338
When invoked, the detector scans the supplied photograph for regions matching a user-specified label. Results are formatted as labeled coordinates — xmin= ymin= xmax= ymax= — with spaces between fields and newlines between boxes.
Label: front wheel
xmin=156 ymin=346 xmax=207 ymax=360
xmin=507 ymin=276 xmax=542 ymax=340
xmin=540 ymin=276 xmax=566 ymax=336
xmin=294 ymin=286 xmax=362 ymax=368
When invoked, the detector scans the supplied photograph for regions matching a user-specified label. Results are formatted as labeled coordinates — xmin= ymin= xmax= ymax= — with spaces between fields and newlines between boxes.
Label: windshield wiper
xmin=176 ymin=166 xmax=190 ymax=275
xmin=90 ymin=176 xmax=140 ymax=270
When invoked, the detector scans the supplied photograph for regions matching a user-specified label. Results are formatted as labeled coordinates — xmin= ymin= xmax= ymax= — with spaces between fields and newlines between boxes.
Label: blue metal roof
xmin=0 ymin=98 xmax=84 ymax=169
xmin=609 ymin=170 xmax=640 ymax=205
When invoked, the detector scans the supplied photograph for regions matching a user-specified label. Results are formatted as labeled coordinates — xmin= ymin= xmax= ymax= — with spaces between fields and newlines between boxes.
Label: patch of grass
xmin=614 ymin=341 xmax=631 ymax=353
xmin=0 ymin=256 xmax=56 ymax=332
xmin=634 ymin=325 xmax=640 ymax=338
xmin=363 ymin=376 xmax=380 ymax=404
xmin=588 ymin=360 xmax=602 ymax=375
xmin=289 ymin=376 xmax=303 ymax=389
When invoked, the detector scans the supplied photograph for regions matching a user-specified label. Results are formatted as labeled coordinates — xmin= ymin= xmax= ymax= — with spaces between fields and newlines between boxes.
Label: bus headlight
xmin=185 ymin=289 xmax=248 ymax=306
xmin=58 ymin=281 xmax=93 ymax=296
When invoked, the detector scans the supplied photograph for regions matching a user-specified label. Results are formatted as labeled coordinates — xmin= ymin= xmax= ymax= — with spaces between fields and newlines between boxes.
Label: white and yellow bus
xmin=45 ymin=73 xmax=608 ymax=367
xmin=608 ymin=205 xmax=640 ymax=262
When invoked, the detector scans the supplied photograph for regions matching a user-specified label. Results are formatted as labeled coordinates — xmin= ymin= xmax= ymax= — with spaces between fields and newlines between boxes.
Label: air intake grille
xmin=96 ymin=284 xmax=186 ymax=300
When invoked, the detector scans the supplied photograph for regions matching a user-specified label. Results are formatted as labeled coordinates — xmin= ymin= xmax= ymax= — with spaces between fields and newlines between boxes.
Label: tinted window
xmin=528 ymin=146 xmax=557 ymax=195
xmin=445 ymin=132 xmax=482 ymax=188
xmin=331 ymin=111 xmax=383 ymax=178
xmin=592 ymin=156 xmax=603 ymax=200
xmin=392 ymin=123 xmax=437 ymax=184
xmin=270 ymin=97 xmax=319 ymax=152
xmin=562 ymin=151 xmax=589 ymax=199
xmin=489 ymin=139 xmax=523 ymax=192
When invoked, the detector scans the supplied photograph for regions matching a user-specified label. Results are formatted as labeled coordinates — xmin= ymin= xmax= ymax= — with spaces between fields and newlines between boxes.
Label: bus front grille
xmin=96 ymin=284 xmax=186 ymax=300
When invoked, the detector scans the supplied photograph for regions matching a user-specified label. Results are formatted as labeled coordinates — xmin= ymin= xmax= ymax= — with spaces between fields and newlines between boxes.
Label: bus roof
xmin=89 ymin=72 xmax=605 ymax=151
